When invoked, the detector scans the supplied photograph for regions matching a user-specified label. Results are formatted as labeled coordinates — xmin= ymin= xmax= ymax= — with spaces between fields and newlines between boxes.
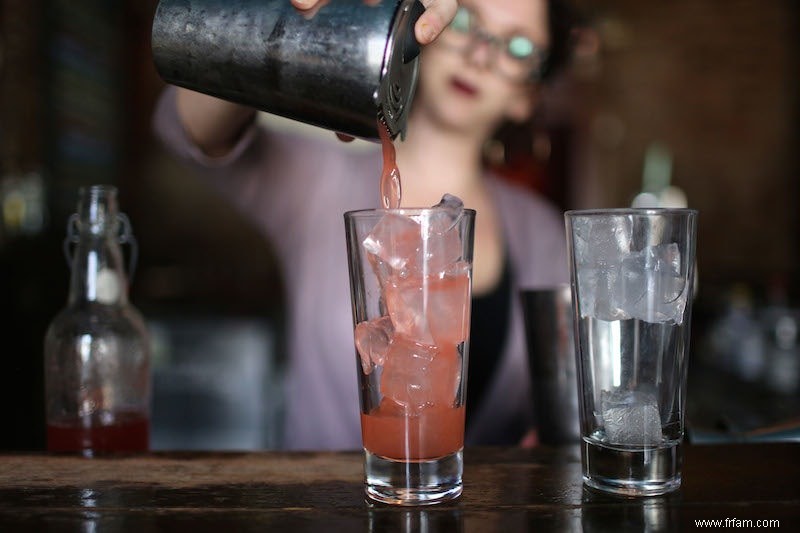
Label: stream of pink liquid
xmin=377 ymin=118 xmax=401 ymax=209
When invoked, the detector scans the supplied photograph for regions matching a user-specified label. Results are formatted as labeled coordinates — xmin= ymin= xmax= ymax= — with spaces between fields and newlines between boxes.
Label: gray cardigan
xmin=153 ymin=86 xmax=569 ymax=450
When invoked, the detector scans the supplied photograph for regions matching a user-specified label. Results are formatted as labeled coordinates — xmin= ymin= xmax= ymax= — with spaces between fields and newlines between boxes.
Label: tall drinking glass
xmin=565 ymin=208 xmax=698 ymax=497
xmin=345 ymin=206 xmax=475 ymax=505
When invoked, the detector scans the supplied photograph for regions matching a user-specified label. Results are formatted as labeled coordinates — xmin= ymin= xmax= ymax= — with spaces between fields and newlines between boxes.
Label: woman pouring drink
xmin=153 ymin=0 xmax=577 ymax=449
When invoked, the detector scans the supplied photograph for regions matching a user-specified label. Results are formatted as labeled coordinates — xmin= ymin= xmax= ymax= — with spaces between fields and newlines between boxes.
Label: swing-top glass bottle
xmin=44 ymin=184 xmax=150 ymax=455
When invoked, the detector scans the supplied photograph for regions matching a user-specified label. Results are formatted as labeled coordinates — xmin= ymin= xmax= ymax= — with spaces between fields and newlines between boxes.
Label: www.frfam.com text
xmin=695 ymin=518 xmax=780 ymax=528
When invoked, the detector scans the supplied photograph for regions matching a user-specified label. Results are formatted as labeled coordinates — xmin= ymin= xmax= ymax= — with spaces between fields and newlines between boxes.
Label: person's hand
xmin=290 ymin=0 xmax=458 ymax=45
xmin=410 ymin=0 xmax=459 ymax=45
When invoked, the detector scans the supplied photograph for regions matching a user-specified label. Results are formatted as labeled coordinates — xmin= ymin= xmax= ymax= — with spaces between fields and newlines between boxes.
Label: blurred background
xmin=0 ymin=0 xmax=797 ymax=450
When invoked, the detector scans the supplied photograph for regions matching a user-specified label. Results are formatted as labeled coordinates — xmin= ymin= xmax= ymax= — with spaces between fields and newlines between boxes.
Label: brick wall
xmin=565 ymin=0 xmax=798 ymax=288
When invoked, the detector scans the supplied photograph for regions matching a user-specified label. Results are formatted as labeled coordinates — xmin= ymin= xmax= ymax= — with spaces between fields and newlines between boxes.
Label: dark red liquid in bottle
xmin=47 ymin=410 xmax=150 ymax=456
xmin=377 ymin=117 xmax=401 ymax=209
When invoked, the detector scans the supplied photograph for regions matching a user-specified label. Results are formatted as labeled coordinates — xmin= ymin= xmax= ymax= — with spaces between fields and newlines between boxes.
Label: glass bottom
xmin=364 ymin=449 xmax=463 ymax=505
xmin=582 ymin=438 xmax=682 ymax=497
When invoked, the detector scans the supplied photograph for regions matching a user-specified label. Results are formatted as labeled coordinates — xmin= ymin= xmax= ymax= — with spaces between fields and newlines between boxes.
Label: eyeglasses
xmin=441 ymin=5 xmax=547 ymax=82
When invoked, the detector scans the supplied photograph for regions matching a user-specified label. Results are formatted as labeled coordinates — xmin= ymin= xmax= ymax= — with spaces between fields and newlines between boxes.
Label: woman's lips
xmin=450 ymin=77 xmax=478 ymax=97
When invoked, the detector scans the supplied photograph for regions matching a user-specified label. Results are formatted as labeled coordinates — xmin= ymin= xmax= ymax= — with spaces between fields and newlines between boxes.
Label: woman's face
xmin=415 ymin=0 xmax=550 ymax=136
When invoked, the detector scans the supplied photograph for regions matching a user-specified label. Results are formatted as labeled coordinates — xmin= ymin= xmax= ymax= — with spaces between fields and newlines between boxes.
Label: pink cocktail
xmin=345 ymin=197 xmax=475 ymax=505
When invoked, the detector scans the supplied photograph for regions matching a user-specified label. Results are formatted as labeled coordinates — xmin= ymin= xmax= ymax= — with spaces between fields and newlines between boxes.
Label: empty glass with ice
xmin=345 ymin=196 xmax=475 ymax=505
xmin=565 ymin=208 xmax=698 ymax=497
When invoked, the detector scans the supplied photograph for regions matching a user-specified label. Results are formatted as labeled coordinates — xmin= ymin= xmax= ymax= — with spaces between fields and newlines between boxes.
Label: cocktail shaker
xmin=151 ymin=0 xmax=423 ymax=140
xmin=520 ymin=285 xmax=580 ymax=446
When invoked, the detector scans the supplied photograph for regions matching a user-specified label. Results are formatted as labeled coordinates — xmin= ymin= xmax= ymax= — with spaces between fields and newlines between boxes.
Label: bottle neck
xmin=67 ymin=231 xmax=129 ymax=306
xmin=65 ymin=184 xmax=133 ymax=306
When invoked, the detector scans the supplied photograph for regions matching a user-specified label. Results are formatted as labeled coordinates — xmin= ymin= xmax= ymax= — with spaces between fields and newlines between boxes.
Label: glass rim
xmin=564 ymin=207 xmax=697 ymax=218
xmin=344 ymin=207 xmax=477 ymax=219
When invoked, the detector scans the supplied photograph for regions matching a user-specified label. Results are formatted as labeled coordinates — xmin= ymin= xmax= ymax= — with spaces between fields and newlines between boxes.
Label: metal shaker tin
xmin=520 ymin=285 xmax=580 ymax=446
xmin=151 ymin=0 xmax=423 ymax=140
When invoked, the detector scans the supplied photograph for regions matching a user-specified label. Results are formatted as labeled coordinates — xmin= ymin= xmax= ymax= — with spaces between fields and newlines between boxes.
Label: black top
xmin=466 ymin=255 xmax=512 ymax=437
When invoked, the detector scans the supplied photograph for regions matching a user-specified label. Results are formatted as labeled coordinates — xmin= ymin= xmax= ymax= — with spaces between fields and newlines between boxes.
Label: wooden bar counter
xmin=1 ymin=443 xmax=798 ymax=530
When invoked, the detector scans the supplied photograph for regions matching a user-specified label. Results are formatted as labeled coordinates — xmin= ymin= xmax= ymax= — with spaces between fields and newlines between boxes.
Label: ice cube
xmin=428 ymin=194 xmax=464 ymax=236
xmin=354 ymin=316 xmax=394 ymax=375
xmin=363 ymin=196 xmax=465 ymax=289
xmin=595 ymin=216 xmax=633 ymax=262
xmin=578 ymin=264 xmax=629 ymax=321
xmin=362 ymin=213 xmax=422 ymax=278
xmin=380 ymin=335 xmax=438 ymax=413
xmin=422 ymin=225 xmax=462 ymax=275
xmin=384 ymin=263 xmax=471 ymax=346
xmin=428 ymin=343 xmax=461 ymax=408
xmin=575 ymin=216 xmax=633 ymax=320
xmin=421 ymin=194 xmax=465 ymax=274
xmin=432 ymin=193 xmax=464 ymax=214
xmin=620 ymin=243 xmax=687 ymax=324
xmin=600 ymin=388 xmax=663 ymax=446
xmin=574 ymin=215 xmax=632 ymax=267
xmin=427 ymin=261 xmax=471 ymax=346
xmin=384 ymin=273 xmax=435 ymax=345
xmin=380 ymin=335 xmax=461 ymax=414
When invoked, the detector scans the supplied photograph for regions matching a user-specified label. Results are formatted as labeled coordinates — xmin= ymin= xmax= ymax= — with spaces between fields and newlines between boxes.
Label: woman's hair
xmin=539 ymin=0 xmax=579 ymax=82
